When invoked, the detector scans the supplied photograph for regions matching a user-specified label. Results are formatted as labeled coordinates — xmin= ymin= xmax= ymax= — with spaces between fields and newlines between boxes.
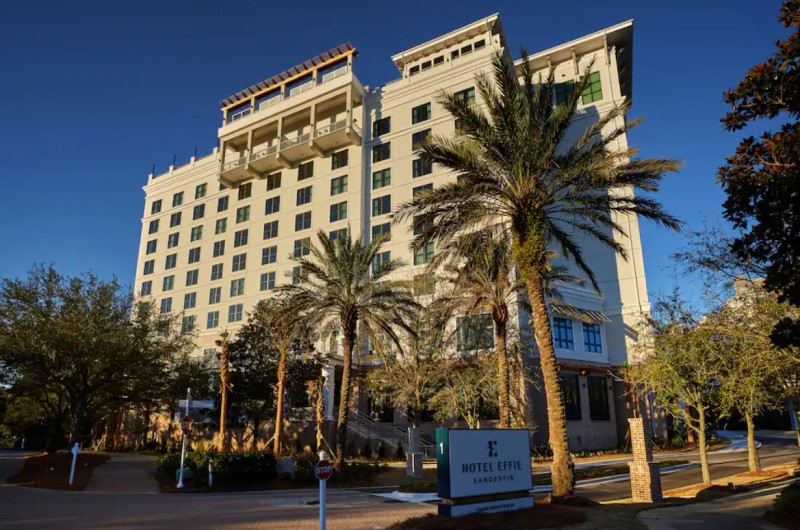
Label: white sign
xmin=437 ymin=429 xmax=532 ymax=499
xmin=445 ymin=496 xmax=534 ymax=517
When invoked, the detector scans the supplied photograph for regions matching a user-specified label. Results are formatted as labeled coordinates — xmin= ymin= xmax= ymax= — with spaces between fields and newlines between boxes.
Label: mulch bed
xmin=386 ymin=501 xmax=587 ymax=530
xmin=7 ymin=452 xmax=110 ymax=491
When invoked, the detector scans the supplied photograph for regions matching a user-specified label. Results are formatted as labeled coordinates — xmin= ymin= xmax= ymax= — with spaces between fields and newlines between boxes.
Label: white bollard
xmin=68 ymin=443 xmax=80 ymax=486
xmin=208 ymin=456 xmax=214 ymax=488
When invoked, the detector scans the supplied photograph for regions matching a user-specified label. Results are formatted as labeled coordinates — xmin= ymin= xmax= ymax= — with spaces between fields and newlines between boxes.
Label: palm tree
xmin=215 ymin=330 xmax=231 ymax=452
xmin=396 ymin=51 xmax=680 ymax=497
xmin=279 ymin=228 xmax=419 ymax=469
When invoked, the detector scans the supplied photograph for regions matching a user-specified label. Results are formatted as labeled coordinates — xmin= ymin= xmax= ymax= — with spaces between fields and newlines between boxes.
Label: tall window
xmin=215 ymin=218 xmax=227 ymax=234
xmin=412 ymin=158 xmax=432 ymax=178
xmin=553 ymin=317 xmax=574 ymax=349
xmin=143 ymin=260 xmax=155 ymax=275
xmin=167 ymin=233 xmax=179 ymax=248
xmin=372 ymin=169 xmax=391 ymax=189
xmin=217 ymin=195 xmax=229 ymax=212
xmin=207 ymin=311 xmax=220 ymax=329
xmin=298 ymin=161 xmax=314 ymax=180
xmin=294 ymin=238 xmax=311 ymax=258
xmin=583 ymin=322 xmax=602 ymax=353
xmin=165 ymin=254 xmax=177 ymax=270
xmin=209 ymin=286 xmax=221 ymax=304
xmin=260 ymin=271 xmax=276 ymax=291
xmin=210 ymin=264 xmax=223 ymax=281
xmin=453 ymin=87 xmax=475 ymax=106
xmin=413 ymin=184 xmax=432 ymax=204
xmin=414 ymin=241 xmax=435 ymax=265
xmin=160 ymin=297 xmax=172 ymax=314
xmin=411 ymin=102 xmax=431 ymax=124
xmin=148 ymin=219 xmax=159 ymax=234
xmin=140 ymin=280 xmax=152 ymax=296
xmin=185 ymin=269 xmax=198 ymax=286
xmin=151 ymin=199 xmax=162 ymax=215
xmin=372 ymin=195 xmax=391 ymax=217
xmin=372 ymin=251 xmax=391 ymax=274
xmin=238 ymin=182 xmax=252 ymax=200
xmin=213 ymin=240 xmax=225 ymax=257
xmin=228 ymin=303 xmax=243 ymax=323
xmin=295 ymin=211 xmax=311 ymax=231
xmin=331 ymin=175 xmax=348 ymax=195
xmin=162 ymin=275 xmax=174 ymax=291
xmin=184 ymin=292 xmax=197 ymax=309
xmin=266 ymin=172 xmax=281 ymax=190
xmin=588 ymin=376 xmax=610 ymax=420
xmin=581 ymin=72 xmax=603 ymax=104
xmin=372 ymin=142 xmax=391 ymax=163
xmin=145 ymin=240 xmax=157 ymax=255
xmin=296 ymin=186 xmax=312 ymax=205
xmin=456 ymin=314 xmax=494 ymax=351
xmin=170 ymin=212 xmax=181 ymax=227
xmin=190 ymin=226 xmax=203 ymax=241
xmin=263 ymin=220 xmax=279 ymax=240
xmin=195 ymin=183 xmax=207 ymax=199
xmin=331 ymin=149 xmax=348 ymax=170
xmin=372 ymin=116 xmax=390 ymax=138
xmin=232 ymin=253 xmax=247 ymax=272
xmin=264 ymin=196 xmax=280 ymax=215
xmin=330 ymin=202 xmax=347 ymax=222
xmin=372 ymin=222 xmax=391 ymax=241
xmin=411 ymin=128 xmax=430 ymax=147
xmin=172 ymin=192 xmax=183 ymax=207
xmin=234 ymin=229 xmax=248 ymax=247
xmin=235 ymin=205 xmax=249 ymax=223
xmin=230 ymin=278 xmax=245 ymax=297
xmin=329 ymin=228 xmax=347 ymax=242
xmin=560 ymin=374 xmax=581 ymax=420
xmin=262 ymin=245 xmax=277 ymax=265
xmin=188 ymin=247 xmax=201 ymax=264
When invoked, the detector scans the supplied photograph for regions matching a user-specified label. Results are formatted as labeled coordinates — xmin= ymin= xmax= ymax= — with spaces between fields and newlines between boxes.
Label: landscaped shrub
xmin=158 ymin=450 xmax=277 ymax=486
xmin=765 ymin=480 xmax=800 ymax=527
xmin=395 ymin=442 xmax=405 ymax=461
xmin=0 ymin=425 xmax=17 ymax=449
xmin=376 ymin=441 xmax=387 ymax=460
xmin=363 ymin=442 xmax=373 ymax=459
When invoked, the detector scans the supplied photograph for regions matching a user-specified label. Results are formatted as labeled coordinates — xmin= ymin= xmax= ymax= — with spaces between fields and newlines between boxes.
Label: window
xmin=238 ymin=182 xmax=252 ymax=200
xmin=412 ymin=158 xmax=432 ymax=178
xmin=461 ymin=43 xmax=473 ymax=55
xmin=420 ymin=59 xmax=432 ymax=71
xmin=165 ymin=253 xmax=177 ymax=269
xmin=264 ymin=196 xmax=280 ymax=215
xmin=262 ymin=245 xmax=277 ymax=265
xmin=190 ymin=226 xmax=203 ymax=241
xmin=583 ymin=322 xmax=603 ymax=353
xmin=588 ymin=376 xmax=610 ymax=420
xmin=184 ymin=292 xmax=197 ymax=309
xmin=143 ymin=260 xmax=155 ymax=275
xmin=295 ymin=211 xmax=311 ymax=231
xmin=296 ymin=186 xmax=312 ymax=205
xmin=140 ymin=280 xmax=152 ymax=296
xmin=292 ymin=265 xmax=304 ymax=285
xmin=145 ymin=240 xmax=157 ymax=255
xmin=170 ymin=212 xmax=181 ymax=227
xmin=195 ymin=183 xmax=207 ymax=200
xmin=230 ymin=278 xmax=245 ymax=297
xmin=207 ymin=311 xmax=220 ymax=328
xmin=236 ymin=205 xmax=250 ymax=223
xmin=411 ymin=128 xmax=430 ymax=147
xmin=414 ymin=241 xmax=435 ymax=265
xmin=454 ymin=87 xmax=476 ymax=106
xmin=211 ymin=264 xmax=223 ymax=281
xmin=413 ymin=274 xmax=435 ymax=296
xmin=294 ymin=238 xmax=311 ymax=258
xmin=372 ymin=251 xmax=391 ymax=274
xmin=151 ymin=200 xmax=162 ymax=215
xmin=553 ymin=318 xmax=574 ymax=349
xmin=228 ymin=303 xmax=243 ymax=323
xmin=215 ymin=218 xmax=227 ymax=234
xmin=372 ymin=116 xmax=390 ymax=137
xmin=263 ymin=220 xmax=279 ymax=240
xmin=413 ymin=184 xmax=432 ymax=204
xmin=148 ymin=219 xmax=159 ymax=234
xmin=217 ymin=195 xmax=229 ymax=212
xmin=298 ymin=161 xmax=314 ymax=180
xmin=234 ymin=229 xmax=248 ymax=247
xmin=331 ymin=175 xmax=348 ymax=195
xmin=581 ymin=72 xmax=603 ymax=104
xmin=433 ymin=55 xmax=444 ymax=66
xmin=329 ymin=228 xmax=347 ymax=242
xmin=186 ymin=269 xmax=198 ymax=286
xmin=160 ymin=297 xmax=172 ymax=314
xmin=555 ymin=81 xmax=574 ymax=106
xmin=188 ymin=247 xmax=201 ymax=264
xmin=372 ymin=168 xmax=391 ymax=189
xmin=413 ymin=215 xmax=432 ymax=236
xmin=260 ymin=271 xmax=276 ymax=291
xmin=331 ymin=149 xmax=348 ymax=170
xmin=162 ymin=275 xmax=175 ymax=291
xmin=473 ymin=39 xmax=485 ymax=50
xmin=372 ymin=195 xmax=391 ymax=217
xmin=409 ymin=65 xmax=420 ymax=76
xmin=371 ymin=222 xmax=391 ymax=241
xmin=209 ymin=286 xmax=221 ymax=304
xmin=412 ymin=103 xmax=431 ymax=124
xmin=266 ymin=172 xmax=281 ymax=190
xmin=560 ymin=374 xmax=582 ymax=420
xmin=213 ymin=240 xmax=225 ymax=257
xmin=167 ymin=233 xmax=179 ymax=248
xmin=172 ymin=192 xmax=184 ymax=207
xmin=456 ymin=314 xmax=494 ymax=351
xmin=232 ymin=253 xmax=247 ymax=272
xmin=372 ymin=142 xmax=390 ymax=163
xmin=330 ymin=202 xmax=347 ymax=222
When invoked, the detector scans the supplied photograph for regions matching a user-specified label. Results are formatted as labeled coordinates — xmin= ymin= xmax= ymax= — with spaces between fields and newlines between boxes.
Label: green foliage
xmin=429 ymin=354 xmax=498 ymax=429
xmin=0 ymin=424 xmax=16 ymax=449
xmin=158 ymin=450 xmax=277 ymax=486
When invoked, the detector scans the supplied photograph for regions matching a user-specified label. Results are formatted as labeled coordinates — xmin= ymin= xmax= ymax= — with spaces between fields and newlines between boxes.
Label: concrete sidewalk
xmin=638 ymin=479 xmax=791 ymax=530
xmin=84 ymin=453 xmax=159 ymax=493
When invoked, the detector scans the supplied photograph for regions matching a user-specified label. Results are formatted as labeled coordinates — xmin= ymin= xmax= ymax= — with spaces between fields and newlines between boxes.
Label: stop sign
xmin=181 ymin=415 xmax=190 ymax=433
xmin=315 ymin=459 xmax=333 ymax=481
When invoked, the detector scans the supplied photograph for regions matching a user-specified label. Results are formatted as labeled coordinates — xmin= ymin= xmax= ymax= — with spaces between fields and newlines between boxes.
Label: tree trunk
xmin=315 ymin=379 xmax=325 ymax=452
xmin=494 ymin=313 xmax=510 ymax=428
xmin=335 ymin=323 xmax=356 ymax=470
xmin=218 ymin=341 xmax=230 ymax=453
xmin=515 ymin=232 xmax=574 ymax=498
xmin=251 ymin=419 xmax=260 ymax=451
xmin=697 ymin=406 xmax=711 ymax=485
xmin=273 ymin=345 xmax=289 ymax=455
xmin=745 ymin=412 xmax=761 ymax=472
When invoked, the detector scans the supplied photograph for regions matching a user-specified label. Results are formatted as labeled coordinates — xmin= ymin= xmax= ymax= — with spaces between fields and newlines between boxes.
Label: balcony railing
xmin=256 ymin=95 xmax=282 ymax=112
xmin=228 ymin=107 xmax=251 ymax=123
xmin=319 ymin=66 xmax=348 ymax=84
xmin=280 ymin=131 xmax=311 ymax=151
xmin=249 ymin=144 xmax=278 ymax=162
xmin=222 ymin=156 xmax=247 ymax=172
xmin=315 ymin=119 xmax=347 ymax=138
xmin=286 ymin=81 xmax=315 ymax=99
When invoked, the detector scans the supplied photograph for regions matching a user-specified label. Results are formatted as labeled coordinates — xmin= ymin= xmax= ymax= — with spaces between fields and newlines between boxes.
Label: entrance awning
xmin=549 ymin=300 xmax=611 ymax=323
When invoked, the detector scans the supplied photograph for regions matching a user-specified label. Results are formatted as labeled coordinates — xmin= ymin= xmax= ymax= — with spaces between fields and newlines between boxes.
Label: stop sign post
xmin=315 ymin=451 xmax=333 ymax=530
xmin=181 ymin=416 xmax=190 ymax=434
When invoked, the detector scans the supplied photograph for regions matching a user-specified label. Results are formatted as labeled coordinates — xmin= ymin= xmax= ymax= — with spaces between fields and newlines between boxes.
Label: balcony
xmin=312 ymin=119 xmax=362 ymax=152
xmin=279 ymin=131 xmax=317 ymax=162
xmin=219 ymin=155 xmax=255 ymax=183
xmin=249 ymin=143 xmax=285 ymax=173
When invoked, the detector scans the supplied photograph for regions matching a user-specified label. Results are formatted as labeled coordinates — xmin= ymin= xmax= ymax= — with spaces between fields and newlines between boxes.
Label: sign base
xmin=438 ymin=496 xmax=534 ymax=517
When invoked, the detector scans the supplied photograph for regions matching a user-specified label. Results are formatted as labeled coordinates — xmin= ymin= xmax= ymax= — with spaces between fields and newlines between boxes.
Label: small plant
xmin=363 ymin=442 xmax=373 ymax=459
xmin=376 ymin=441 xmax=387 ymax=460
xmin=765 ymin=481 xmax=800 ymax=527
xmin=395 ymin=442 xmax=405 ymax=461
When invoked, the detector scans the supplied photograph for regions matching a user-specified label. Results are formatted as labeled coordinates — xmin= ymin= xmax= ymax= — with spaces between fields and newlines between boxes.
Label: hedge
xmin=158 ymin=450 xmax=277 ymax=486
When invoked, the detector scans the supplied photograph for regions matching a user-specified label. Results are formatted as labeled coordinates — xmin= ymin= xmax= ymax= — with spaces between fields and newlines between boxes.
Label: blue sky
xmin=0 ymin=1 xmax=786 ymax=304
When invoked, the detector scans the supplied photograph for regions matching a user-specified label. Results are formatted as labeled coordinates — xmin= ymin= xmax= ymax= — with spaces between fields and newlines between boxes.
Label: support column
xmin=628 ymin=417 xmax=663 ymax=502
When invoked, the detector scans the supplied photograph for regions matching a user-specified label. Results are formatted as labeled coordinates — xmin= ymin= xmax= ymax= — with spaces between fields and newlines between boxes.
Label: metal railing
xmin=348 ymin=411 xmax=436 ymax=460
xmin=287 ymin=81 xmax=314 ymax=99
xmin=249 ymin=144 xmax=278 ymax=162
xmin=315 ymin=119 xmax=347 ymax=138
xmin=256 ymin=95 xmax=282 ymax=112
xmin=280 ymin=132 xmax=311 ymax=151
xmin=228 ymin=108 xmax=251 ymax=123
xmin=221 ymin=156 xmax=247 ymax=172
xmin=320 ymin=66 xmax=348 ymax=84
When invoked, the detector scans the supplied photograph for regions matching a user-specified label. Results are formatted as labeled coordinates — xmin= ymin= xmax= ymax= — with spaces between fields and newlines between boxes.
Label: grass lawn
xmin=7 ymin=452 xmax=110 ymax=491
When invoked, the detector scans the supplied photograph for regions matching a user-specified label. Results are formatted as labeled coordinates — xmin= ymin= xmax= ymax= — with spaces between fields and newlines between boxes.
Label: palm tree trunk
xmin=273 ymin=345 xmax=289 ymax=455
xmin=218 ymin=341 xmax=230 ymax=453
xmin=335 ymin=323 xmax=356 ymax=470
xmin=315 ymin=379 xmax=325 ymax=452
xmin=745 ymin=412 xmax=761 ymax=472
xmin=494 ymin=314 xmax=510 ymax=428
xmin=697 ymin=406 xmax=711 ymax=485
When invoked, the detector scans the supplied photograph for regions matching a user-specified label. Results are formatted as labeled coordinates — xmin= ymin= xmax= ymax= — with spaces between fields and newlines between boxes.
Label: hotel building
xmin=134 ymin=14 xmax=649 ymax=450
